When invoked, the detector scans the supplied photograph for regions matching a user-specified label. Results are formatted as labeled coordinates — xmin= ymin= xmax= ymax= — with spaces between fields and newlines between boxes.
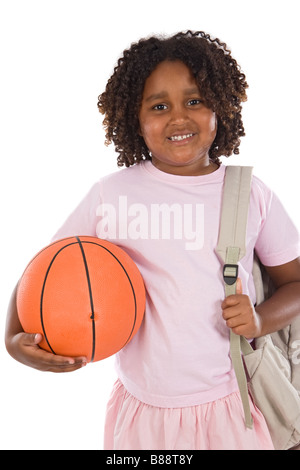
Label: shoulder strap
xmin=216 ymin=165 xmax=253 ymax=269
xmin=216 ymin=165 xmax=254 ymax=429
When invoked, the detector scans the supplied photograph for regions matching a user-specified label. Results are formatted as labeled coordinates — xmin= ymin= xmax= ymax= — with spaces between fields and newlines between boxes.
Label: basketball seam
xmin=76 ymin=237 xmax=96 ymax=363
xmin=78 ymin=238 xmax=138 ymax=350
xmin=40 ymin=241 xmax=80 ymax=355
xmin=39 ymin=236 xmax=140 ymax=361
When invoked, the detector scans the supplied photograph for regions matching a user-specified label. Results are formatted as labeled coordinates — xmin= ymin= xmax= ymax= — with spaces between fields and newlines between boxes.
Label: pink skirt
xmin=104 ymin=379 xmax=274 ymax=450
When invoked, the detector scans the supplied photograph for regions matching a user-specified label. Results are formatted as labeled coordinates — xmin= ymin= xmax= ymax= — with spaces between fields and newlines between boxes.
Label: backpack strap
xmin=216 ymin=165 xmax=254 ymax=429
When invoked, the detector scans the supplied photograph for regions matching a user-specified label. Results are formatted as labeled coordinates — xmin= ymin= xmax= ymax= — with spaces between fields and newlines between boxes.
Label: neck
xmin=151 ymin=158 xmax=220 ymax=176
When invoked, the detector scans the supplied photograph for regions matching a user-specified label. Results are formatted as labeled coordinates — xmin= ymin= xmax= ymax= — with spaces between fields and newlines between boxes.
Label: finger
xmin=34 ymin=349 xmax=88 ymax=368
xmin=45 ymin=351 xmax=88 ymax=373
xmin=20 ymin=332 xmax=43 ymax=346
xmin=21 ymin=333 xmax=86 ymax=362
xmin=222 ymin=304 xmax=242 ymax=320
xmin=33 ymin=352 xmax=87 ymax=373
xmin=236 ymin=278 xmax=243 ymax=295
xmin=46 ymin=359 xmax=87 ymax=373
xmin=221 ymin=278 xmax=243 ymax=309
xmin=225 ymin=314 xmax=247 ymax=330
xmin=19 ymin=333 xmax=87 ymax=371
xmin=221 ymin=295 xmax=241 ymax=309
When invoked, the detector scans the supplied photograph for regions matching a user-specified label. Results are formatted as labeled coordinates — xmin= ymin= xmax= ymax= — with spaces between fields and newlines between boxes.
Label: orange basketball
xmin=17 ymin=236 xmax=146 ymax=362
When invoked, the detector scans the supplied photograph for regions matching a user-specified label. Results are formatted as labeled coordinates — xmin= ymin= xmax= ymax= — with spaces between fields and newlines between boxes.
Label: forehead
xmin=142 ymin=60 xmax=198 ymax=98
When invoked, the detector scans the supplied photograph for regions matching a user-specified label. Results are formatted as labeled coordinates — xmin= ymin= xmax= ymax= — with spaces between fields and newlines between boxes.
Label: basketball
xmin=17 ymin=236 xmax=146 ymax=362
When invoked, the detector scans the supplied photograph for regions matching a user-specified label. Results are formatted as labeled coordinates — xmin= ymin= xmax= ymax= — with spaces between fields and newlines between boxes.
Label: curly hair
xmin=97 ymin=30 xmax=248 ymax=167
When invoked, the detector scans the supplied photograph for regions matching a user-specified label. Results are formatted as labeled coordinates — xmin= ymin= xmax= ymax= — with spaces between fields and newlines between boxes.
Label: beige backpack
xmin=216 ymin=165 xmax=300 ymax=450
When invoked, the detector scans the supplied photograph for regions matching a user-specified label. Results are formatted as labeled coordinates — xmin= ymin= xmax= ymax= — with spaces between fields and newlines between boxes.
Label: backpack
xmin=216 ymin=165 xmax=300 ymax=450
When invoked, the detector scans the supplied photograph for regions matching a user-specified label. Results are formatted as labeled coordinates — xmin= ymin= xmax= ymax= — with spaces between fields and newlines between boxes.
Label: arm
xmin=5 ymin=183 xmax=101 ymax=371
xmin=221 ymin=257 xmax=300 ymax=339
xmin=5 ymin=282 xmax=87 ymax=372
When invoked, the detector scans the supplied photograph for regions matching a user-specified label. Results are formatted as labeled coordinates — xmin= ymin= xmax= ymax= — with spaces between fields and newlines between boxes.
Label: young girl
xmin=5 ymin=31 xmax=300 ymax=450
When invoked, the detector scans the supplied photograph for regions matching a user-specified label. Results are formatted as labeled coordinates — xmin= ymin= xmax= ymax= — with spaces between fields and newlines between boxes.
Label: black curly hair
xmin=98 ymin=30 xmax=248 ymax=167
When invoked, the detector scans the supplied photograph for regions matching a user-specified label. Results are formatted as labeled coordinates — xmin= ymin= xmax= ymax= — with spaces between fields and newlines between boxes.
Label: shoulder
xmin=250 ymin=173 xmax=274 ymax=216
xmin=251 ymin=173 xmax=273 ymax=199
xmin=98 ymin=163 xmax=143 ymax=186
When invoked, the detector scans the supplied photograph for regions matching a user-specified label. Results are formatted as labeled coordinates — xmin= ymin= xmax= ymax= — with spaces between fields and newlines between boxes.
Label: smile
xmin=168 ymin=133 xmax=194 ymax=142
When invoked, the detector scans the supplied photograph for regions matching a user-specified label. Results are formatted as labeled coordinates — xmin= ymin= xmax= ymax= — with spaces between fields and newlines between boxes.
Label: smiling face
xmin=139 ymin=60 xmax=218 ymax=176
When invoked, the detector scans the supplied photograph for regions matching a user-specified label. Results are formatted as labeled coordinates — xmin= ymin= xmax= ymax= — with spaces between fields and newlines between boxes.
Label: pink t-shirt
xmin=52 ymin=162 xmax=300 ymax=407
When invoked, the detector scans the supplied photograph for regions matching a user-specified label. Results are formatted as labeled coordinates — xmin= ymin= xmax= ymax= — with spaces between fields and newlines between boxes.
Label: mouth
xmin=167 ymin=133 xmax=195 ymax=143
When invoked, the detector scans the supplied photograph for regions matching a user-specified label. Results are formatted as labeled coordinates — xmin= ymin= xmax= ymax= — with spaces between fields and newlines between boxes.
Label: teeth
xmin=169 ymin=133 xmax=193 ymax=141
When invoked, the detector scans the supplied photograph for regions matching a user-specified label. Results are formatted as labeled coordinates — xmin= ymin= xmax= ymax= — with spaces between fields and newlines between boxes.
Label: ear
xmin=214 ymin=113 xmax=218 ymax=131
xmin=138 ymin=125 xmax=144 ymax=137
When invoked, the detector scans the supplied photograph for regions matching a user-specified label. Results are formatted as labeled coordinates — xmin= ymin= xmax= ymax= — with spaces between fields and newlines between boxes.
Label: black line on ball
xmin=76 ymin=237 xmax=96 ymax=362
xmin=40 ymin=239 xmax=80 ymax=355
xmin=40 ymin=236 xmax=139 ymax=362
xmin=80 ymin=239 xmax=138 ymax=349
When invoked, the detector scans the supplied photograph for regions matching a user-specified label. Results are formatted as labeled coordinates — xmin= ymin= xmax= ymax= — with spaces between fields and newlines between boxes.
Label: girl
xmin=5 ymin=31 xmax=300 ymax=450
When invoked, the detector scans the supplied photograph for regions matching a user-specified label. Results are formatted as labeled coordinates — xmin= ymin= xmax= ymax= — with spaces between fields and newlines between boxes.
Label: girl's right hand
xmin=5 ymin=283 xmax=87 ymax=373
xmin=7 ymin=331 xmax=87 ymax=373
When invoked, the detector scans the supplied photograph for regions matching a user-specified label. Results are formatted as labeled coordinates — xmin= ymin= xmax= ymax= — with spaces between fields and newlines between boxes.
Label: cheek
xmin=202 ymin=112 xmax=218 ymax=145
xmin=207 ymin=112 xmax=218 ymax=135
xmin=139 ymin=118 xmax=161 ymax=144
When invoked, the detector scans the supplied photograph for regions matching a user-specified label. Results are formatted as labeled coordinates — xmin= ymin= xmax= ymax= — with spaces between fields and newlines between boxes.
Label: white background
xmin=0 ymin=0 xmax=299 ymax=450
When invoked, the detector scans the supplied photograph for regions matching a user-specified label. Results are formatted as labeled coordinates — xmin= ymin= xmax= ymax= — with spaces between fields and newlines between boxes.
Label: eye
xmin=187 ymin=99 xmax=203 ymax=106
xmin=152 ymin=104 xmax=168 ymax=111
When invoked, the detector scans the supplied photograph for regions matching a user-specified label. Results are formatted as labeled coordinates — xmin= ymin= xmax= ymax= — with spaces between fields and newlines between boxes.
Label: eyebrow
xmin=145 ymin=87 xmax=201 ymax=102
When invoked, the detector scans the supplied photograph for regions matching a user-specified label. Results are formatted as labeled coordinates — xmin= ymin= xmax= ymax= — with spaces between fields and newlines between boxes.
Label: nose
xmin=169 ymin=104 xmax=189 ymax=124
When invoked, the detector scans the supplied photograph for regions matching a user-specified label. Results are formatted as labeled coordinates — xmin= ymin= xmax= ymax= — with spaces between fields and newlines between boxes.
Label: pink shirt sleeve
xmin=255 ymin=189 xmax=300 ymax=267
xmin=51 ymin=182 xmax=101 ymax=242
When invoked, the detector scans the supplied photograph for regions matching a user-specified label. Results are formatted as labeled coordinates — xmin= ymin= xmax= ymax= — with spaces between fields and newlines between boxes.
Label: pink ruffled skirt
xmin=104 ymin=379 xmax=274 ymax=450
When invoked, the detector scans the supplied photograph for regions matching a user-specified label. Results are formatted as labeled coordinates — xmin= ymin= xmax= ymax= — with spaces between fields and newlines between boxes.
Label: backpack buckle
xmin=223 ymin=264 xmax=239 ymax=286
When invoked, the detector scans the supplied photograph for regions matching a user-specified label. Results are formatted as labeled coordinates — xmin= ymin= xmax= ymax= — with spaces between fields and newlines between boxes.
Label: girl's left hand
xmin=221 ymin=278 xmax=262 ymax=338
